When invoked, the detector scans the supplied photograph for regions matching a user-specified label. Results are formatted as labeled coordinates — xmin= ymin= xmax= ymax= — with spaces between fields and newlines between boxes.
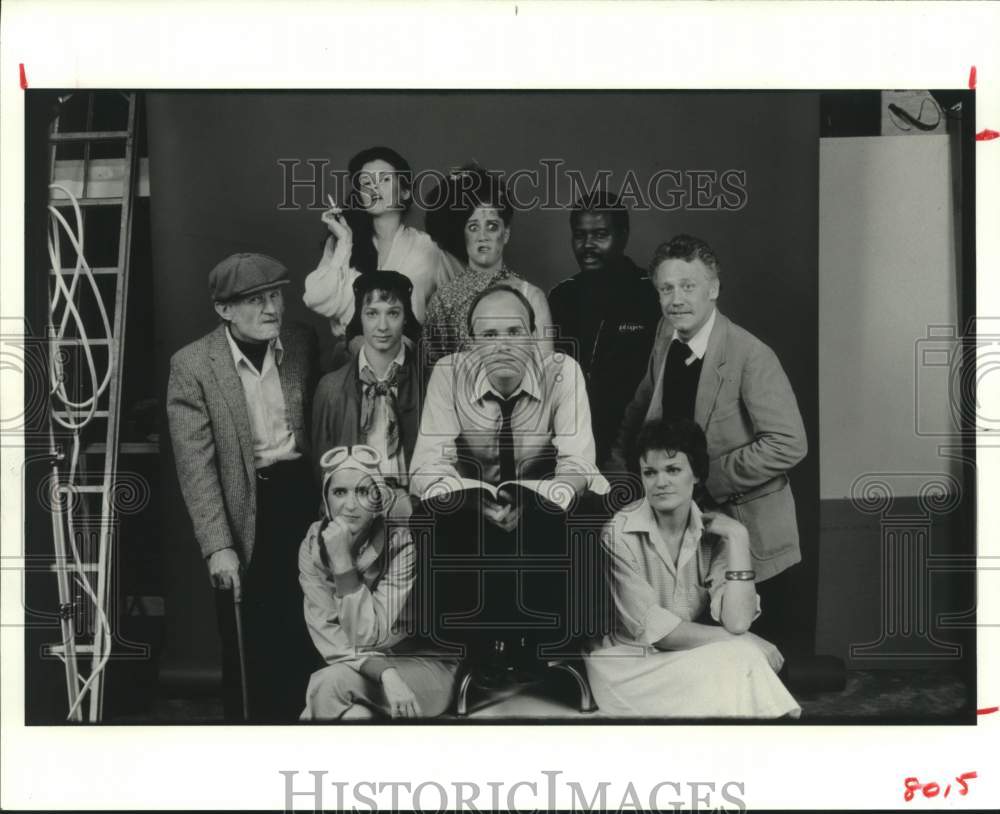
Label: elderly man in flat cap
xmin=167 ymin=253 xmax=319 ymax=722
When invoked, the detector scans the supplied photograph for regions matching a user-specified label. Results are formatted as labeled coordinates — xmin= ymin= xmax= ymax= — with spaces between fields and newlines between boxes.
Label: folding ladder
xmin=45 ymin=92 xmax=140 ymax=721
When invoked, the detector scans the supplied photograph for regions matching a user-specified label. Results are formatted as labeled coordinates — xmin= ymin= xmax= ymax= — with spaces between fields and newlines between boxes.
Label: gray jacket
xmin=167 ymin=322 xmax=316 ymax=564
xmin=607 ymin=312 xmax=807 ymax=581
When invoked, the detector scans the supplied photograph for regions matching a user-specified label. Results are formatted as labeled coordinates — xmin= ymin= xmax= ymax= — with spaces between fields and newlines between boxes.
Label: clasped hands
xmin=482 ymin=489 xmax=521 ymax=533
xmin=482 ymin=478 xmax=580 ymax=533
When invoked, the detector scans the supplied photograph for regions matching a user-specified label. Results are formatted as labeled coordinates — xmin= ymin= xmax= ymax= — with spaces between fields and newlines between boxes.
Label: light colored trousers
xmin=300 ymin=656 xmax=459 ymax=720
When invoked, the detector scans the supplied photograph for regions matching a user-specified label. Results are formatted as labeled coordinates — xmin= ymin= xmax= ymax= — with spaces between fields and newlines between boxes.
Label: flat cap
xmin=208 ymin=253 xmax=290 ymax=302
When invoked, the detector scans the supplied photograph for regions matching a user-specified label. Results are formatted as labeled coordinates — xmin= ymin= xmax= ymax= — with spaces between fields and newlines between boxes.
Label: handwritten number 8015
xmin=903 ymin=772 xmax=977 ymax=801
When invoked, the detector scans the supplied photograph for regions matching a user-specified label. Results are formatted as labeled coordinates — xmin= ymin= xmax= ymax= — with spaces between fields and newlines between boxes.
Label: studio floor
xmin=109 ymin=667 xmax=972 ymax=724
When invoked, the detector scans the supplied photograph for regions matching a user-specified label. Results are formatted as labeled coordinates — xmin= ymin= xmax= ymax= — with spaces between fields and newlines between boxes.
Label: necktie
xmin=661 ymin=339 xmax=699 ymax=421
xmin=359 ymin=362 xmax=401 ymax=458
xmin=486 ymin=392 xmax=520 ymax=483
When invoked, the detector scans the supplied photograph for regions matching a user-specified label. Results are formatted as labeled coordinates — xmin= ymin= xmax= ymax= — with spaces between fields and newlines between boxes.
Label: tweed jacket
xmin=310 ymin=344 xmax=423 ymax=479
xmin=606 ymin=311 xmax=807 ymax=581
xmin=167 ymin=322 xmax=318 ymax=564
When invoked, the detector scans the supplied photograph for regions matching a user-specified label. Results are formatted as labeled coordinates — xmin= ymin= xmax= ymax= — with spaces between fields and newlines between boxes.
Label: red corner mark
xmin=19 ymin=63 xmax=28 ymax=90
xmin=977 ymin=706 xmax=998 ymax=715
xmin=976 ymin=129 xmax=1000 ymax=142
xmin=969 ymin=65 xmax=977 ymax=90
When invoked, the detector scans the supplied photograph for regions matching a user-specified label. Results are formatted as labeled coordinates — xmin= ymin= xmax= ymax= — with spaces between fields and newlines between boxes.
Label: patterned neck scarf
xmin=359 ymin=361 xmax=401 ymax=458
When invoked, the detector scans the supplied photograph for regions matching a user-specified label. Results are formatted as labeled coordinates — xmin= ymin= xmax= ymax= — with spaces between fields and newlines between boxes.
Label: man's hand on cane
xmin=208 ymin=548 xmax=243 ymax=601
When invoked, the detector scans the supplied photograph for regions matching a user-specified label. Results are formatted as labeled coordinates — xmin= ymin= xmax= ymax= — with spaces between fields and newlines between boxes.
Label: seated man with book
xmin=410 ymin=284 xmax=607 ymax=681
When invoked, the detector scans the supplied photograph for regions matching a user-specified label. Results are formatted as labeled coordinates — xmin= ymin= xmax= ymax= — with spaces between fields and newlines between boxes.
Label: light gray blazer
xmin=166 ymin=322 xmax=316 ymax=564
xmin=607 ymin=311 xmax=808 ymax=581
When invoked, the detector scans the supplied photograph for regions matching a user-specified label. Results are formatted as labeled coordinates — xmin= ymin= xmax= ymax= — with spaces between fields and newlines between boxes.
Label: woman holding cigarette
xmin=585 ymin=418 xmax=800 ymax=718
xmin=298 ymin=445 xmax=458 ymax=720
xmin=303 ymin=146 xmax=454 ymax=338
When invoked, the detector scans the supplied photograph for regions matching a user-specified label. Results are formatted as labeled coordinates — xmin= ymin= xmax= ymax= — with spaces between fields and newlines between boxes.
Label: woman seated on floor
xmin=299 ymin=445 xmax=458 ymax=720
xmin=586 ymin=418 xmax=801 ymax=718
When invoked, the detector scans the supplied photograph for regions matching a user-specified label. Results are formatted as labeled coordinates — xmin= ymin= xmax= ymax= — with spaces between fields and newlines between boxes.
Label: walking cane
xmin=233 ymin=591 xmax=250 ymax=722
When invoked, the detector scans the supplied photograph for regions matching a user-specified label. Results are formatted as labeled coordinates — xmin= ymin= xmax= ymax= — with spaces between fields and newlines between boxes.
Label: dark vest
xmin=660 ymin=340 xmax=703 ymax=421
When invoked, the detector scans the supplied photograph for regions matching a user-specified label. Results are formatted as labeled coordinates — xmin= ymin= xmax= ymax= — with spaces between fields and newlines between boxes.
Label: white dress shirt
xmin=409 ymin=345 xmax=599 ymax=496
xmin=671 ymin=307 xmax=717 ymax=365
xmin=224 ymin=327 xmax=299 ymax=468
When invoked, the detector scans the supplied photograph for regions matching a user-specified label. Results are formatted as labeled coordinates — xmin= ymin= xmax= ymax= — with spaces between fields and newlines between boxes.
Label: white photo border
xmin=2 ymin=1 xmax=999 ymax=810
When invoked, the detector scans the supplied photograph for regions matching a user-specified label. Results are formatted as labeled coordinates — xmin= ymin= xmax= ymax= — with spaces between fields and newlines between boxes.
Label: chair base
xmin=454 ymin=657 xmax=597 ymax=716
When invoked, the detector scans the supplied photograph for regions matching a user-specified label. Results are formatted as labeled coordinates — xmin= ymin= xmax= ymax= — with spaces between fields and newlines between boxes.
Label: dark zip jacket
xmin=547 ymin=257 xmax=661 ymax=464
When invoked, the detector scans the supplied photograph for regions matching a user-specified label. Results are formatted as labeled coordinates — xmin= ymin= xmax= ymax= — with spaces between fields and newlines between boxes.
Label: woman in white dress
xmin=421 ymin=164 xmax=554 ymax=366
xmin=586 ymin=418 xmax=801 ymax=718
xmin=303 ymin=146 xmax=454 ymax=338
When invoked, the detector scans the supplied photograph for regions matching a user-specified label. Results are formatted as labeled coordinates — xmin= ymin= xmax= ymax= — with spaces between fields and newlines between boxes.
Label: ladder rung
xmin=85 ymin=441 xmax=158 ymax=455
xmin=51 ymin=157 xmax=150 ymax=199
xmin=47 ymin=644 xmax=98 ymax=655
xmin=67 ymin=485 xmax=107 ymax=493
xmin=52 ymin=338 xmax=111 ymax=346
xmin=50 ymin=267 xmax=120 ymax=276
xmin=49 ymin=197 xmax=123 ymax=207
xmin=49 ymin=562 xmax=100 ymax=572
xmin=54 ymin=410 xmax=110 ymax=418
xmin=50 ymin=130 xmax=130 ymax=143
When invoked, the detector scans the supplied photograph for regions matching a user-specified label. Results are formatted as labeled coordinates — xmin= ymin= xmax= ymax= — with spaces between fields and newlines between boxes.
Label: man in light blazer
xmin=167 ymin=253 xmax=318 ymax=721
xmin=606 ymin=234 xmax=807 ymax=649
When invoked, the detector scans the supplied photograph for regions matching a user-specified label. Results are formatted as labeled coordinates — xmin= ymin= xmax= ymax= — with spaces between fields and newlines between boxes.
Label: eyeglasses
xmin=319 ymin=445 xmax=383 ymax=472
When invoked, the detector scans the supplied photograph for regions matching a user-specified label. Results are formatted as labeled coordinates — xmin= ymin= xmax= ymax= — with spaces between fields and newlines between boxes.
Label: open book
xmin=423 ymin=476 xmax=609 ymax=512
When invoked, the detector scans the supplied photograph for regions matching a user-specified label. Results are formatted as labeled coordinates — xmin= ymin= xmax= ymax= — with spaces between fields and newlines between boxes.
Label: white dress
xmin=303 ymin=224 xmax=455 ymax=334
xmin=585 ymin=499 xmax=801 ymax=718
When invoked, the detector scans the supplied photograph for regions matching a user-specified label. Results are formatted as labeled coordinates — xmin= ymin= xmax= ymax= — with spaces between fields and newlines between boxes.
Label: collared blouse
xmin=298 ymin=517 xmax=415 ymax=671
xmin=601 ymin=498 xmax=760 ymax=648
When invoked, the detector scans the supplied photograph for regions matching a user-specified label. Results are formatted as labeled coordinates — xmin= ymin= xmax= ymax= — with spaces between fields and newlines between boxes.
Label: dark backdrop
xmin=147 ymin=91 xmax=820 ymax=681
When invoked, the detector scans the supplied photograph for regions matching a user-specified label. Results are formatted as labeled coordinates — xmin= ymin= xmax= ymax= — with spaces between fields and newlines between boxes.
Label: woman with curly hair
xmin=303 ymin=146 xmax=454 ymax=339
xmin=586 ymin=418 xmax=800 ymax=718
xmin=421 ymin=164 xmax=554 ymax=366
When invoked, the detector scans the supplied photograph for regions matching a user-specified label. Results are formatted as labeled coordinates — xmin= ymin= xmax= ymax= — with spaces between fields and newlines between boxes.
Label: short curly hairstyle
xmin=649 ymin=234 xmax=721 ymax=280
xmin=425 ymin=163 xmax=513 ymax=266
xmin=633 ymin=418 xmax=710 ymax=484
